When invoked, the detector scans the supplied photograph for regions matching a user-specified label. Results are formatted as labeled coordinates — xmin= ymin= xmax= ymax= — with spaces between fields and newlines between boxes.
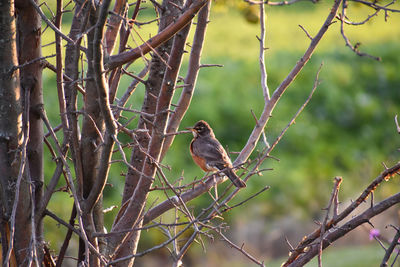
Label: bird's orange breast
xmin=190 ymin=139 xmax=213 ymax=172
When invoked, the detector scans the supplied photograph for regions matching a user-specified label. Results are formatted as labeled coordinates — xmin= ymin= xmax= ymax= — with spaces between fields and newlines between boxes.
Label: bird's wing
xmin=192 ymin=137 xmax=232 ymax=169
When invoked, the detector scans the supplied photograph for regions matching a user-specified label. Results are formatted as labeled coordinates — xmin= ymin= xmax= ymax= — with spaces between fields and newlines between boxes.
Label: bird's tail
xmin=224 ymin=168 xmax=246 ymax=188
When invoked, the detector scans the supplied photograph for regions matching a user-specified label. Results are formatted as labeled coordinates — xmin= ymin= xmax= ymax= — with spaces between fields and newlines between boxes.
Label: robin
xmin=187 ymin=120 xmax=246 ymax=188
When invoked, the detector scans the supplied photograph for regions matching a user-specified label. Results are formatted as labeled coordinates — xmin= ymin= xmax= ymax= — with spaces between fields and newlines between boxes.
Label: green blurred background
xmin=40 ymin=1 xmax=400 ymax=266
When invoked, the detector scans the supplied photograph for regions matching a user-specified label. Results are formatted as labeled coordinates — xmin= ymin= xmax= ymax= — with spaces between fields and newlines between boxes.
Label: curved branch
xmin=106 ymin=0 xmax=210 ymax=70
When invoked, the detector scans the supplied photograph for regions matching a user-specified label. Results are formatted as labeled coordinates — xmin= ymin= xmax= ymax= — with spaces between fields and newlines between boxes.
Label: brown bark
xmin=78 ymin=5 xmax=104 ymax=265
xmin=0 ymin=0 xmax=31 ymax=265
xmin=104 ymin=0 xmax=127 ymax=55
xmin=106 ymin=0 xmax=210 ymax=70
xmin=109 ymin=1 xmax=193 ymax=265
xmin=120 ymin=0 xmax=184 ymax=207
xmin=63 ymin=1 xmax=92 ymax=264
xmin=160 ymin=2 xmax=211 ymax=160
xmin=64 ymin=0 xmax=89 ymax=201
xmin=15 ymin=0 xmax=44 ymax=260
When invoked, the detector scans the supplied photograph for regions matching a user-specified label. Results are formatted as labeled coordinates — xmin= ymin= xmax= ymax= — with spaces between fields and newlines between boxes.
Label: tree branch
xmin=288 ymin=191 xmax=400 ymax=266
xmin=235 ymin=0 xmax=341 ymax=165
xmin=84 ymin=0 xmax=117 ymax=212
xmin=106 ymin=0 xmax=210 ymax=69
xmin=283 ymin=161 xmax=400 ymax=266
xmin=160 ymin=1 xmax=211 ymax=160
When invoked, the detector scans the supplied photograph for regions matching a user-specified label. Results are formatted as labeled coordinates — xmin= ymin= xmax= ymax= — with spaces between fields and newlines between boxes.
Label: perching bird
xmin=187 ymin=120 xmax=246 ymax=188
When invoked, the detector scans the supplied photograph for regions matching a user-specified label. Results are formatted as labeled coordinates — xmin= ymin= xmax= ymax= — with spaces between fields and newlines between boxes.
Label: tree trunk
xmin=0 ymin=0 xmax=32 ymax=265
xmin=78 ymin=5 xmax=105 ymax=265
xmin=15 ymin=0 xmax=44 ymax=261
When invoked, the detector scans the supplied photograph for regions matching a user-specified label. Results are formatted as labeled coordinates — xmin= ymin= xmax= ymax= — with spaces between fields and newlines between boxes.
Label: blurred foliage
xmin=40 ymin=0 xmax=400 ymax=260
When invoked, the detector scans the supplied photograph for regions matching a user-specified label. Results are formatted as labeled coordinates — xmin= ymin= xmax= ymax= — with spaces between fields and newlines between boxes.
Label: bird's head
xmin=186 ymin=120 xmax=214 ymax=138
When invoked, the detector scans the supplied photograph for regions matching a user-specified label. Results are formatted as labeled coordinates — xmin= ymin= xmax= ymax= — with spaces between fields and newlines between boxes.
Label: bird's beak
xmin=186 ymin=126 xmax=197 ymax=137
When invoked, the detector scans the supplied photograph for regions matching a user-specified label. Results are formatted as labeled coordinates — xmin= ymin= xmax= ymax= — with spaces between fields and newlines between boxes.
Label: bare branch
xmin=4 ymin=89 xmax=30 ymax=266
xmin=283 ymin=161 xmax=400 ymax=266
xmin=160 ymin=1 xmax=211 ymax=160
xmin=115 ymin=66 xmax=149 ymax=118
xmin=55 ymin=206 xmax=76 ymax=267
xmin=288 ymin=191 xmax=400 ymax=266
xmin=299 ymin=24 xmax=313 ymax=40
xmin=350 ymin=0 xmax=400 ymax=14
xmin=28 ymin=0 xmax=86 ymax=51
xmin=106 ymin=0 xmax=210 ymax=69
xmin=217 ymin=230 xmax=265 ymax=266
xmin=339 ymin=0 xmax=381 ymax=61
xmin=235 ymin=0 xmax=341 ymax=165
xmin=381 ymin=227 xmax=400 ymax=267
xmin=258 ymin=0 xmax=270 ymax=101
xmin=318 ymin=177 xmax=342 ymax=267
xmin=44 ymin=209 xmax=106 ymax=264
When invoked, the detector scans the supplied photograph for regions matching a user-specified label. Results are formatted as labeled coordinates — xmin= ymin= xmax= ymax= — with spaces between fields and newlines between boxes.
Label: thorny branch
xmin=287 ymin=189 xmax=400 ymax=266
xmin=282 ymin=162 xmax=400 ymax=266
xmin=380 ymin=226 xmax=400 ymax=267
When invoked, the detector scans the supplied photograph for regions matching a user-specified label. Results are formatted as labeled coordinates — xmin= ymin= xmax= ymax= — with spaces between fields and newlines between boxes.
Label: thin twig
xmin=318 ymin=177 xmax=342 ymax=267
xmin=380 ymin=227 xmax=400 ymax=267
xmin=39 ymin=107 xmax=101 ymax=264
xmin=339 ymin=0 xmax=381 ymax=61
xmin=283 ymin=161 xmax=400 ymax=266
xmin=395 ymin=115 xmax=400 ymax=134
xmin=217 ymin=230 xmax=265 ymax=266
xmin=28 ymin=0 xmax=86 ymax=51
xmin=259 ymin=0 xmax=270 ymax=101
xmin=5 ymin=87 xmax=31 ymax=266
xmin=299 ymin=24 xmax=313 ymax=40
xmin=220 ymin=186 xmax=270 ymax=213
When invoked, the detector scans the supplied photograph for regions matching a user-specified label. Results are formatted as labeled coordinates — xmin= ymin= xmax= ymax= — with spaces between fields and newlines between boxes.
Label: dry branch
xmin=106 ymin=0 xmax=210 ymax=69
xmin=283 ymin=161 xmax=400 ymax=266
xmin=288 ymin=190 xmax=400 ymax=266
xmin=160 ymin=1 xmax=211 ymax=160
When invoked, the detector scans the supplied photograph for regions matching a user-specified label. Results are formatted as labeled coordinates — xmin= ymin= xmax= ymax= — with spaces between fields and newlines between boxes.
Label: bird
xmin=186 ymin=120 xmax=246 ymax=188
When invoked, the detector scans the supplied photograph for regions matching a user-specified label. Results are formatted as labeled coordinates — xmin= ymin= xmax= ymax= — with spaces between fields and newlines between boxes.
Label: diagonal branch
xmin=380 ymin=226 xmax=400 ymax=267
xmin=142 ymin=62 xmax=323 ymax=225
xmin=106 ymin=0 xmax=210 ymax=69
xmin=28 ymin=0 xmax=86 ymax=51
xmin=282 ymin=161 xmax=400 ymax=266
xmin=235 ymin=0 xmax=342 ymax=165
xmin=288 ymin=191 xmax=400 ymax=266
